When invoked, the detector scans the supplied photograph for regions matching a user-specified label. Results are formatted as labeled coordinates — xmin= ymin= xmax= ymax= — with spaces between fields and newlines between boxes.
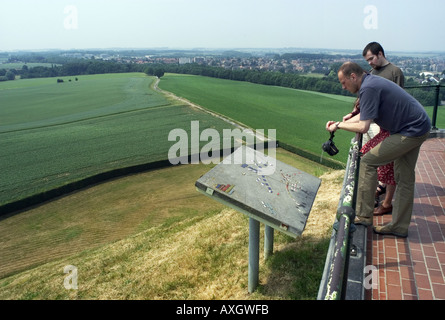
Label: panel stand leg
xmin=264 ymin=225 xmax=274 ymax=260
xmin=248 ymin=218 xmax=260 ymax=293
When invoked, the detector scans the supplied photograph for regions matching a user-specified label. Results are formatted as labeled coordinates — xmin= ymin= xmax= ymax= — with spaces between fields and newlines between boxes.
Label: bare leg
xmin=381 ymin=184 xmax=396 ymax=208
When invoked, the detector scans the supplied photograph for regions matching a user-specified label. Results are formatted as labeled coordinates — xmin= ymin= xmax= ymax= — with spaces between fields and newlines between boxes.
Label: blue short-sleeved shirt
xmin=359 ymin=74 xmax=431 ymax=137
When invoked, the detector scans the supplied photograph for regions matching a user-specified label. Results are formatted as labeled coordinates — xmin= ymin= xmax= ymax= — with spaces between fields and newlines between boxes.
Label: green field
xmin=0 ymin=73 xmax=169 ymax=132
xmin=0 ymin=73 xmax=237 ymax=206
xmin=0 ymin=73 xmax=345 ymax=299
xmin=1 ymin=70 xmax=443 ymax=300
xmin=159 ymin=73 xmax=445 ymax=157
xmin=3 ymin=72 xmax=442 ymax=208
xmin=159 ymin=73 xmax=357 ymax=161
xmin=0 ymin=150 xmax=338 ymax=299
xmin=426 ymin=105 xmax=445 ymax=129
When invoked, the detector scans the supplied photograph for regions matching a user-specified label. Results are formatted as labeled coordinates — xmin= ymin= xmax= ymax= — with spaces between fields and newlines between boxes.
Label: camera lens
xmin=322 ymin=139 xmax=339 ymax=156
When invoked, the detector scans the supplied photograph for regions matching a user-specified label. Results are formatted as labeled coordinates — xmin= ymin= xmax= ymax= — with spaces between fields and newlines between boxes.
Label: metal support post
xmin=432 ymin=84 xmax=440 ymax=130
xmin=264 ymin=225 xmax=274 ymax=260
xmin=248 ymin=218 xmax=260 ymax=293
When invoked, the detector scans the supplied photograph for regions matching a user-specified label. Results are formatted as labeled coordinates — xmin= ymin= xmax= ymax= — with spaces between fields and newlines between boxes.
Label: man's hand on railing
xmin=326 ymin=121 xmax=340 ymax=132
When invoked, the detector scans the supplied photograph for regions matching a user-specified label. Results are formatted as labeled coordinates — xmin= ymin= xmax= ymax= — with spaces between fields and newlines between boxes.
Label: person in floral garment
xmin=343 ymin=42 xmax=404 ymax=215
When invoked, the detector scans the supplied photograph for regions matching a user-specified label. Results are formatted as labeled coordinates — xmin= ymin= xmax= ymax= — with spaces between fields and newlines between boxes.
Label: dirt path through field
xmin=152 ymin=77 xmax=270 ymax=144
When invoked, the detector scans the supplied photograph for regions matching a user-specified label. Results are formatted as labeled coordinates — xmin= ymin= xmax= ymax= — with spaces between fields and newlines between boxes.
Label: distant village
xmin=56 ymin=49 xmax=445 ymax=84
xmin=3 ymin=48 xmax=445 ymax=84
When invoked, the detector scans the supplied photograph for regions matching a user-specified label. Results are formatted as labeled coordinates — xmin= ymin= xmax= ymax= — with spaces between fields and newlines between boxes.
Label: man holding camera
xmin=326 ymin=62 xmax=431 ymax=237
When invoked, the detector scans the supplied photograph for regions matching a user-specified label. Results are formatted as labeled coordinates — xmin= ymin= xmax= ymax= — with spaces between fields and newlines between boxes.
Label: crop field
xmin=0 ymin=72 xmax=341 ymax=299
xmin=159 ymin=74 xmax=357 ymax=161
xmin=2 ymin=71 xmax=441 ymax=299
xmin=0 ymin=73 xmax=237 ymax=206
xmin=0 ymin=150 xmax=338 ymax=299
xmin=3 ymin=72 xmax=441 ymax=209
xmin=159 ymin=73 xmax=445 ymax=161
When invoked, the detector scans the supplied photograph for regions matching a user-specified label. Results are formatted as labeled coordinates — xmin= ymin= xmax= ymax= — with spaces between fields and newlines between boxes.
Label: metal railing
xmin=405 ymin=83 xmax=445 ymax=130
xmin=318 ymin=82 xmax=444 ymax=300
xmin=318 ymin=133 xmax=362 ymax=300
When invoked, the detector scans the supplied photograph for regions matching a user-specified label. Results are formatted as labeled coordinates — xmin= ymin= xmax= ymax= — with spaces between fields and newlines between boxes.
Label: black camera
xmin=322 ymin=131 xmax=339 ymax=156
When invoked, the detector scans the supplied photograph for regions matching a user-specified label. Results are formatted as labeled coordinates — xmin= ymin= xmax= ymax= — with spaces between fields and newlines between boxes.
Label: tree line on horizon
xmin=0 ymin=59 xmax=350 ymax=95
xmin=1 ymin=59 xmax=443 ymax=106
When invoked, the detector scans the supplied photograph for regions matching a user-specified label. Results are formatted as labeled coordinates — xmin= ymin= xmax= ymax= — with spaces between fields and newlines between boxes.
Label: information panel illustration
xmin=195 ymin=146 xmax=321 ymax=237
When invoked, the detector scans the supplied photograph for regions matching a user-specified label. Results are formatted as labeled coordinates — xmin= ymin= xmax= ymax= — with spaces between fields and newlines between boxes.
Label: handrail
xmin=318 ymin=133 xmax=362 ymax=300
xmin=318 ymin=86 xmax=443 ymax=299
xmin=405 ymin=83 xmax=444 ymax=130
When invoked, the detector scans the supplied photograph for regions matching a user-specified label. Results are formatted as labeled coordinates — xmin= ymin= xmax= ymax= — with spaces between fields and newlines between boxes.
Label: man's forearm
xmin=327 ymin=119 xmax=371 ymax=133
xmin=337 ymin=120 xmax=370 ymax=133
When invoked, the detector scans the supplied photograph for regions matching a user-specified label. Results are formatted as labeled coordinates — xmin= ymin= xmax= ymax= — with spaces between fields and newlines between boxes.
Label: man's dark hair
xmin=363 ymin=42 xmax=385 ymax=57
xmin=338 ymin=62 xmax=365 ymax=78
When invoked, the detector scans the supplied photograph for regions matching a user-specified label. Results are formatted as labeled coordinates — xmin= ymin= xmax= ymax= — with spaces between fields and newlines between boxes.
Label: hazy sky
xmin=1 ymin=0 xmax=444 ymax=52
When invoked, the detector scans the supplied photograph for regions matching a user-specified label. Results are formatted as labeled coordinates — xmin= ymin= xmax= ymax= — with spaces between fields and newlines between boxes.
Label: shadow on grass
xmin=258 ymin=236 xmax=331 ymax=300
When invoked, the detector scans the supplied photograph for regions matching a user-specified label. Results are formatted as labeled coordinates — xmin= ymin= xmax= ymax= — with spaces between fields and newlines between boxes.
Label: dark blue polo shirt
xmin=359 ymin=74 xmax=431 ymax=137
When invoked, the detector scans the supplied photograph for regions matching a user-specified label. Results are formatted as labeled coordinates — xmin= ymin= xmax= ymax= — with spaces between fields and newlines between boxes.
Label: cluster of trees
xmin=144 ymin=66 xmax=165 ymax=78
xmin=57 ymin=77 xmax=78 ymax=83
xmin=0 ymin=69 xmax=16 ymax=81
xmin=0 ymin=60 xmax=143 ymax=80
xmin=405 ymin=85 xmax=443 ymax=107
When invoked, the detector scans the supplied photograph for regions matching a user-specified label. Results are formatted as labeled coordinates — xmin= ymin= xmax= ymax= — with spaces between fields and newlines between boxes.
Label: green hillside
xmin=0 ymin=73 xmax=237 ymax=206
xmin=0 ymin=72 xmax=346 ymax=300
xmin=0 ymin=151 xmax=340 ymax=300
xmin=159 ymin=73 xmax=357 ymax=162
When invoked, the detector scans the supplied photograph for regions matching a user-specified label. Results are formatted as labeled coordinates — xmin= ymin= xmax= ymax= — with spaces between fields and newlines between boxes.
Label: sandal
xmin=375 ymin=184 xmax=386 ymax=198
xmin=374 ymin=198 xmax=380 ymax=208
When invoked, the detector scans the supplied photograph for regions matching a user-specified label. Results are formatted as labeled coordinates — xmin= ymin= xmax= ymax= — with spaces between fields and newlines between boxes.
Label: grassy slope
xmin=159 ymin=73 xmax=357 ymax=161
xmin=0 ymin=149 xmax=341 ymax=300
xmin=0 ymin=72 xmax=361 ymax=299
xmin=425 ymin=105 xmax=445 ymax=128
xmin=1 ymin=72 xmax=442 ymax=300
xmin=0 ymin=73 xmax=237 ymax=205
xmin=0 ymin=73 xmax=155 ymax=131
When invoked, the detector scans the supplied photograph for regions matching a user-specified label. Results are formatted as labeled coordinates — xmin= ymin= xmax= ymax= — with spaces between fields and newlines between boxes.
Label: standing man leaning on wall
xmin=326 ymin=62 xmax=431 ymax=238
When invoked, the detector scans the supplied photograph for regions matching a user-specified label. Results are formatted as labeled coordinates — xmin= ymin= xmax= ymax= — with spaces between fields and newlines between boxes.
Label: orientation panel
xmin=195 ymin=146 xmax=321 ymax=237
